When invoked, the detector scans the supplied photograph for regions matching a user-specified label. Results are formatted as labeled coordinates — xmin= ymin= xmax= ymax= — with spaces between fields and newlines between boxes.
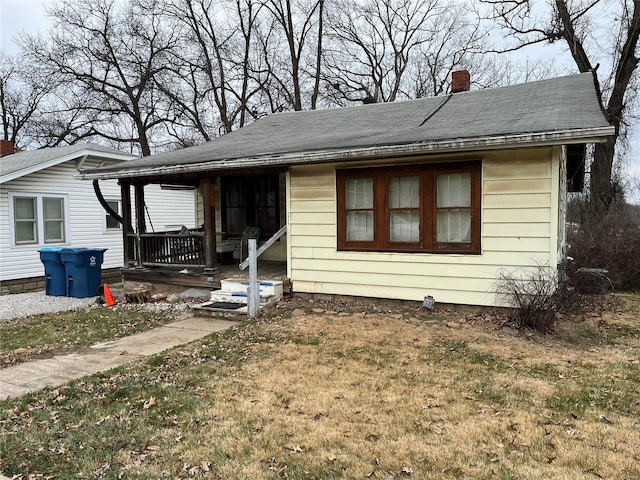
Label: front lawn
xmin=0 ymin=303 xmax=187 ymax=367
xmin=1 ymin=295 xmax=638 ymax=479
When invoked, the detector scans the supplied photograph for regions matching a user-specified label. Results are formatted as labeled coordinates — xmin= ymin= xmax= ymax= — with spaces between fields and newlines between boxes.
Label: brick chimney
xmin=451 ymin=69 xmax=470 ymax=93
xmin=0 ymin=140 xmax=16 ymax=156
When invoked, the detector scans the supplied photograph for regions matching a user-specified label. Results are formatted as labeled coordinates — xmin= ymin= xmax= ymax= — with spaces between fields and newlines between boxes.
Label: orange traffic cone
xmin=104 ymin=283 xmax=117 ymax=306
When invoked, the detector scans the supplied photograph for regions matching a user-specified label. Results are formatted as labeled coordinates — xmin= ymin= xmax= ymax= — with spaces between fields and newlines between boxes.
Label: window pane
xmin=437 ymin=173 xmax=471 ymax=207
xmin=390 ymin=211 xmax=419 ymax=242
xmin=14 ymin=198 xmax=36 ymax=243
xmin=14 ymin=197 xmax=35 ymax=220
xmin=106 ymin=216 xmax=120 ymax=229
xmin=43 ymin=198 xmax=63 ymax=220
xmin=255 ymin=206 xmax=278 ymax=234
xmin=253 ymin=176 xmax=279 ymax=234
xmin=222 ymin=175 xmax=279 ymax=236
xmin=106 ymin=201 xmax=120 ymax=229
xmin=346 ymin=178 xmax=373 ymax=209
xmin=15 ymin=221 xmax=36 ymax=243
xmin=224 ymin=178 xmax=246 ymax=208
xmin=226 ymin=207 xmax=244 ymax=234
xmin=346 ymin=211 xmax=374 ymax=241
xmin=45 ymin=221 xmax=64 ymax=242
xmin=389 ymin=176 xmax=419 ymax=208
xmin=42 ymin=198 xmax=65 ymax=242
xmin=437 ymin=209 xmax=471 ymax=243
xmin=254 ymin=177 xmax=278 ymax=207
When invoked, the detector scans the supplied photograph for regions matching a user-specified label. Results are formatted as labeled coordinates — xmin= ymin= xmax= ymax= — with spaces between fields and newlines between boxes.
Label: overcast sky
xmin=1 ymin=0 xmax=638 ymax=196
xmin=1 ymin=0 xmax=50 ymax=51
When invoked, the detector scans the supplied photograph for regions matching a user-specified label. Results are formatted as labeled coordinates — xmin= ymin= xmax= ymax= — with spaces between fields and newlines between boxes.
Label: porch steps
xmin=193 ymin=279 xmax=284 ymax=318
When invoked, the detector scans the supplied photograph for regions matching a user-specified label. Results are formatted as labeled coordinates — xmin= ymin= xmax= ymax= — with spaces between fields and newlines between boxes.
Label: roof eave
xmin=1 ymin=149 xmax=137 ymax=184
xmin=78 ymin=127 xmax=616 ymax=181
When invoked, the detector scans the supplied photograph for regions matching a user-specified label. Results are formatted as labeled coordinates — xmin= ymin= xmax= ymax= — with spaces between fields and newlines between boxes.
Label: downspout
xmin=93 ymin=179 xmax=133 ymax=233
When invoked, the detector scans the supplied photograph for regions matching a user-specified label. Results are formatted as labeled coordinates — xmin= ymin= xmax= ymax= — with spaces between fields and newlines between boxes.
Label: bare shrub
xmin=495 ymin=264 xmax=574 ymax=333
xmin=567 ymin=199 xmax=640 ymax=292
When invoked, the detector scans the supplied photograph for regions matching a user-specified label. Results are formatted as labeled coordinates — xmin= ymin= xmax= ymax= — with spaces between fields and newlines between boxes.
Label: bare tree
xmin=259 ymin=0 xmax=324 ymax=111
xmin=22 ymin=0 xmax=181 ymax=156
xmin=25 ymin=85 xmax=102 ymax=148
xmin=410 ymin=2 xmax=495 ymax=97
xmin=160 ymin=0 xmax=266 ymax=143
xmin=324 ymin=0 xmax=494 ymax=104
xmin=0 ymin=52 xmax=57 ymax=147
xmin=325 ymin=0 xmax=437 ymax=103
xmin=484 ymin=0 xmax=640 ymax=209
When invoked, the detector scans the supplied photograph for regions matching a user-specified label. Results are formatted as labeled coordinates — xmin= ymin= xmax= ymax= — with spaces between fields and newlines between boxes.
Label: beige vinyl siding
xmin=288 ymin=147 xmax=558 ymax=306
xmin=0 ymin=159 xmax=196 ymax=282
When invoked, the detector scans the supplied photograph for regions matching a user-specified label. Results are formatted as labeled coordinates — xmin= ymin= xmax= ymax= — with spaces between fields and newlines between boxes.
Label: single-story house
xmin=0 ymin=142 xmax=197 ymax=292
xmin=78 ymin=71 xmax=614 ymax=306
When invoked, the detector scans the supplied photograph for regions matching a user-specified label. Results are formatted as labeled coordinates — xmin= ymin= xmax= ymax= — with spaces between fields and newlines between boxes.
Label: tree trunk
xmin=590 ymin=138 xmax=617 ymax=210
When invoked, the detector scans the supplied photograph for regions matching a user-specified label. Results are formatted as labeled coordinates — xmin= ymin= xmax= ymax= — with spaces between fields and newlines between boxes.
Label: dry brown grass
xmin=157 ymin=297 xmax=639 ymax=479
xmin=1 ymin=294 xmax=639 ymax=479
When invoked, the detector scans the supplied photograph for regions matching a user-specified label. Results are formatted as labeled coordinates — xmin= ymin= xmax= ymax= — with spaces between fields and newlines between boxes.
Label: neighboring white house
xmin=0 ymin=142 xmax=197 ymax=288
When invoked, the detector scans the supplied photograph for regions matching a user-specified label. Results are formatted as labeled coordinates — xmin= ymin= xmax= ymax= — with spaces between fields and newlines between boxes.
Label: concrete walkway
xmin=0 ymin=316 xmax=238 ymax=400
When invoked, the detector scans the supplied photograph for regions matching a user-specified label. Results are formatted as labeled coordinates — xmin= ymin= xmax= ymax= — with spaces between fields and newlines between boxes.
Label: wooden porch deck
xmin=121 ymin=261 xmax=290 ymax=292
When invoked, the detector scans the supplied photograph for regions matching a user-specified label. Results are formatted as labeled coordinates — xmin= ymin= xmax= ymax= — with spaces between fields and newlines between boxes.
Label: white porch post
xmin=247 ymin=238 xmax=260 ymax=318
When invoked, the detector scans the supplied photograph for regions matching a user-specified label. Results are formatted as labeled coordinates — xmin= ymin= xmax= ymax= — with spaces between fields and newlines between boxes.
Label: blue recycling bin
xmin=60 ymin=248 xmax=107 ymax=298
xmin=39 ymin=247 xmax=70 ymax=296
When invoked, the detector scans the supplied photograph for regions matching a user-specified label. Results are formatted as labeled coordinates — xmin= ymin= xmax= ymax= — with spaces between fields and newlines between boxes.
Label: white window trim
xmin=8 ymin=192 xmax=70 ymax=247
xmin=103 ymin=198 xmax=122 ymax=233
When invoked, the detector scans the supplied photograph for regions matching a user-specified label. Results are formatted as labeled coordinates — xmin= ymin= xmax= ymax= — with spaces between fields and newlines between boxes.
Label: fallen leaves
xmin=598 ymin=414 xmax=613 ymax=424
xmin=143 ymin=396 xmax=157 ymax=410
xmin=2 ymin=294 xmax=640 ymax=479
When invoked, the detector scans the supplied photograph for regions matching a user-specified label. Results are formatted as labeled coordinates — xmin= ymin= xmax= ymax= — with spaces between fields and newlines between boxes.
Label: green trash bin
xmin=60 ymin=248 xmax=107 ymax=298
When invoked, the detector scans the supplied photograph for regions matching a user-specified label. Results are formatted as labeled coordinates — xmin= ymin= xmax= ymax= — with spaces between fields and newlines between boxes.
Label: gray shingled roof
xmin=0 ymin=143 xmax=136 ymax=183
xmin=80 ymin=73 xmax=613 ymax=180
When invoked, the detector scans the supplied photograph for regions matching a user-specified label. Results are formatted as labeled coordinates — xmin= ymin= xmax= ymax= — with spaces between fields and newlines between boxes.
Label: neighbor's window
xmin=105 ymin=200 xmax=121 ymax=230
xmin=10 ymin=193 xmax=68 ymax=246
xmin=337 ymin=161 xmax=481 ymax=253
xmin=43 ymin=197 xmax=65 ymax=242
xmin=221 ymin=174 xmax=280 ymax=238
xmin=13 ymin=197 xmax=37 ymax=244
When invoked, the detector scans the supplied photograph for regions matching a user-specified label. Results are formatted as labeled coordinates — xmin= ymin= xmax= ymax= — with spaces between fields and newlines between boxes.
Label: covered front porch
xmin=121 ymin=261 xmax=290 ymax=292
xmin=115 ymin=168 xmax=289 ymax=292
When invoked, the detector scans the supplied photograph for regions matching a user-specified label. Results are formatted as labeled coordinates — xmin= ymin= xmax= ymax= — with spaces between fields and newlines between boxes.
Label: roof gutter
xmin=77 ymin=126 xmax=615 ymax=181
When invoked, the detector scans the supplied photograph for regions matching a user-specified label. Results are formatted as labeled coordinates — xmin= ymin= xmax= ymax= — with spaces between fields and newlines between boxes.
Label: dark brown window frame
xmin=337 ymin=160 xmax=481 ymax=254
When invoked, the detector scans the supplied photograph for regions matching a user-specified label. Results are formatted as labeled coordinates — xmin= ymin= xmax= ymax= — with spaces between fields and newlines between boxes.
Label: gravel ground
xmin=0 ymin=288 xmax=213 ymax=322
xmin=0 ymin=291 xmax=98 ymax=322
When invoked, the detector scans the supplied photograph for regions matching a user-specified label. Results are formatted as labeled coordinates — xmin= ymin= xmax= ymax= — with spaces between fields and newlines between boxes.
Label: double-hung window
xmin=10 ymin=193 xmax=68 ymax=245
xmin=337 ymin=161 xmax=481 ymax=253
xmin=14 ymin=196 xmax=38 ymax=244
xmin=42 ymin=197 xmax=65 ymax=242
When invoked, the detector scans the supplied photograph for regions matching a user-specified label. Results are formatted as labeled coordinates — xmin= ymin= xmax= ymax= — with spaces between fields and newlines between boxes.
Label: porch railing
xmin=127 ymin=231 xmax=205 ymax=268
xmin=239 ymin=224 xmax=288 ymax=318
